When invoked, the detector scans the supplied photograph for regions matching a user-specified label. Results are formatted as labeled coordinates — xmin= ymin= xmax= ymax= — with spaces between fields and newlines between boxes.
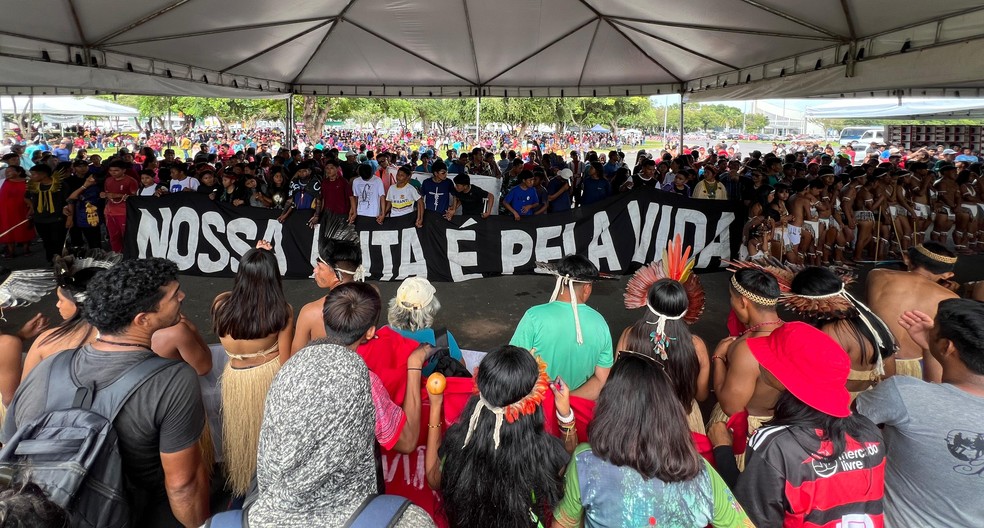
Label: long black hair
xmin=622 ymin=279 xmax=700 ymax=407
xmin=767 ymin=390 xmax=879 ymax=462
xmin=589 ymin=353 xmax=702 ymax=482
xmin=790 ymin=267 xmax=896 ymax=363
xmin=211 ymin=248 xmax=291 ymax=340
xmin=440 ymin=346 xmax=568 ymax=528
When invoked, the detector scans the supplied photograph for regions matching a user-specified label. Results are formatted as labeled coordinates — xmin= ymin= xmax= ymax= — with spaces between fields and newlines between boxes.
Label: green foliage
xmin=85 ymin=96 xmax=815 ymax=135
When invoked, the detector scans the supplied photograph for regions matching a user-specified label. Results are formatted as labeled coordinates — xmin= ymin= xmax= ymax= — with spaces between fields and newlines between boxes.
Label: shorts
xmin=855 ymin=210 xmax=875 ymax=222
xmin=787 ymin=224 xmax=802 ymax=245
xmin=937 ymin=206 xmax=956 ymax=220
xmin=889 ymin=205 xmax=908 ymax=218
xmin=819 ymin=217 xmax=839 ymax=230
xmin=803 ymin=220 xmax=820 ymax=240
xmin=913 ymin=203 xmax=931 ymax=219
xmin=962 ymin=205 xmax=979 ymax=219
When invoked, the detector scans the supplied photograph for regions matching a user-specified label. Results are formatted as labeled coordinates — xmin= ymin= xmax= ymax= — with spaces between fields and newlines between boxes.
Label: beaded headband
xmin=731 ymin=275 xmax=778 ymax=306
xmin=914 ymin=244 xmax=957 ymax=265
xmin=462 ymin=355 xmax=550 ymax=450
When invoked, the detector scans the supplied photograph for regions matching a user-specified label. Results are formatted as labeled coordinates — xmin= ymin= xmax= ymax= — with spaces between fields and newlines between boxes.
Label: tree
xmin=745 ymin=113 xmax=770 ymax=132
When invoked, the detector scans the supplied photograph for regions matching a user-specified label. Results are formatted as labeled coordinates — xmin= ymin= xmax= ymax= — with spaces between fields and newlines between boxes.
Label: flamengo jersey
xmin=735 ymin=424 xmax=885 ymax=528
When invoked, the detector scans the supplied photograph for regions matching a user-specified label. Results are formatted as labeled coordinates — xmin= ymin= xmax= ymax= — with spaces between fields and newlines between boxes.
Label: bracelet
xmin=556 ymin=408 xmax=574 ymax=423
xmin=407 ymin=367 xmax=422 ymax=371
xmin=711 ymin=356 xmax=727 ymax=364
xmin=428 ymin=422 xmax=443 ymax=429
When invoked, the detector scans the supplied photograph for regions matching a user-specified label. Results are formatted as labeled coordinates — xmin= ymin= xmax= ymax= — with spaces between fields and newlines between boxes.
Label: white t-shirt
xmin=386 ymin=183 xmax=420 ymax=217
xmin=138 ymin=186 xmax=158 ymax=196
xmin=169 ymin=177 xmax=200 ymax=193
xmin=352 ymin=176 xmax=385 ymax=217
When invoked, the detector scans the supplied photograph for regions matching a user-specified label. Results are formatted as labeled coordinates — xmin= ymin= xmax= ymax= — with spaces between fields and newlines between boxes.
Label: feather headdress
xmin=624 ymin=234 xmax=705 ymax=324
xmin=53 ymin=249 xmax=123 ymax=304
xmin=623 ymin=235 xmax=705 ymax=359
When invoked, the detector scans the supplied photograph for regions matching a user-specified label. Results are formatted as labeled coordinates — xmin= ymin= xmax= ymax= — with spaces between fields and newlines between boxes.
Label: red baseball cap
xmin=747 ymin=322 xmax=851 ymax=417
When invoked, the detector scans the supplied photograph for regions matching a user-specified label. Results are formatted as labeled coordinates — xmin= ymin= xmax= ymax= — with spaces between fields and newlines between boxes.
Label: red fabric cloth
xmin=0 ymin=180 xmax=33 ymax=244
xmin=727 ymin=309 xmax=746 ymax=337
xmin=356 ymin=326 xmax=420 ymax=405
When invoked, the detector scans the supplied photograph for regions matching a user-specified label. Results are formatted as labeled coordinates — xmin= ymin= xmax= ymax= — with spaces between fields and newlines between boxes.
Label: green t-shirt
xmin=509 ymin=301 xmax=613 ymax=390
xmin=554 ymin=443 xmax=752 ymax=528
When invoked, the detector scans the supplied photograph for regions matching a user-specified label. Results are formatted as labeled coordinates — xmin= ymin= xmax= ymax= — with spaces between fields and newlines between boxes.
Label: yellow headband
xmin=914 ymin=245 xmax=957 ymax=265
xmin=731 ymin=275 xmax=778 ymax=307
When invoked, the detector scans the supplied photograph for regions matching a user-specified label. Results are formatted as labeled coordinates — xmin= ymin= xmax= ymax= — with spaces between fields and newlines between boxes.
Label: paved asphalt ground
xmin=3 ymin=245 xmax=982 ymax=356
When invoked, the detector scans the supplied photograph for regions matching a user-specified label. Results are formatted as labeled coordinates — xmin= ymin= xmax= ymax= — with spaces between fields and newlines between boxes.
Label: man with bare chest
xmin=789 ymin=180 xmax=822 ymax=265
xmin=867 ymin=242 xmax=958 ymax=382
xmin=710 ymin=268 xmax=783 ymax=468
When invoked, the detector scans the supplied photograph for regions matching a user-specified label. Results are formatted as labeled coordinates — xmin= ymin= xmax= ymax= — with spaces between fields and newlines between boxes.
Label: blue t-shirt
xmin=546 ymin=177 xmax=572 ymax=212
xmin=580 ymin=178 xmax=612 ymax=206
xmin=420 ymin=177 xmax=454 ymax=212
xmin=504 ymin=185 xmax=540 ymax=216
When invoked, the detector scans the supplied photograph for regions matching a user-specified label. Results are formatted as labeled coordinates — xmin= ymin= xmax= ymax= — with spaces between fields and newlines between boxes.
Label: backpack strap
xmin=204 ymin=510 xmax=244 ymax=528
xmin=342 ymin=495 xmax=410 ymax=528
xmin=88 ymin=355 xmax=175 ymax=423
xmin=42 ymin=346 xmax=176 ymax=422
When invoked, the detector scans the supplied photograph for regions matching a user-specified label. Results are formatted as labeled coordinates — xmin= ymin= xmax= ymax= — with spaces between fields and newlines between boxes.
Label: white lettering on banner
xmin=446 ymin=229 xmax=482 ymax=281
xmin=534 ymin=225 xmax=564 ymax=263
xmin=359 ymin=233 xmax=372 ymax=276
xmin=673 ymin=209 xmax=709 ymax=259
xmin=136 ymin=207 xmax=172 ymax=258
xmin=371 ymin=230 xmax=400 ymax=281
xmin=627 ymin=201 xmax=662 ymax=263
xmin=697 ymin=212 xmax=735 ymax=267
xmin=167 ymin=207 xmax=200 ymax=270
xmin=307 ymin=225 xmax=321 ymax=272
xmin=380 ymin=446 xmax=427 ymax=489
xmin=501 ymin=230 xmax=534 ymax=275
xmin=259 ymin=221 xmax=287 ymax=273
xmin=398 ymin=228 xmax=427 ymax=279
xmin=562 ymin=222 xmax=576 ymax=256
xmin=198 ymin=212 xmax=229 ymax=274
xmin=587 ymin=211 xmax=620 ymax=270
xmin=226 ymin=218 xmax=259 ymax=273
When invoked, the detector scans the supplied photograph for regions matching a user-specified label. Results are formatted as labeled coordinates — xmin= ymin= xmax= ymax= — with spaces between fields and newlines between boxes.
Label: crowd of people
xmin=0 ymin=218 xmax=977 ymax=527
xmin=4 ymin=126 xmax=984 ymax=272
xmin=0 ymin=126 xmax=983 ymax=527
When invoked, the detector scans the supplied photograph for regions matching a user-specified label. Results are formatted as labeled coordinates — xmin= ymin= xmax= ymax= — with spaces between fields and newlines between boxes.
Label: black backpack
xmin=0 ymin=347 xmax=174 ymax=527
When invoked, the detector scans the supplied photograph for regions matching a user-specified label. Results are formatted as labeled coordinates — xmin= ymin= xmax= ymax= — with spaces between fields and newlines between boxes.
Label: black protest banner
xmin=125 ymin=189 xmax=742 ymax=281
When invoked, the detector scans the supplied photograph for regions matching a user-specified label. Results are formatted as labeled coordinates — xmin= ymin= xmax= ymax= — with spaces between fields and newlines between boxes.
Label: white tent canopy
xmin=0 ymin=96 xmax=139 ymax=117
xmin=1 ymin=1 xmax=983 ymax=100
xmin=806 ymin=98 xmax=984 ymax=120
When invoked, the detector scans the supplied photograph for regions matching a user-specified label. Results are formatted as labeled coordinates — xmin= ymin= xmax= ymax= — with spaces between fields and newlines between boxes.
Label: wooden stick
xmin=0 ymin=219 xmax=30 ymax=240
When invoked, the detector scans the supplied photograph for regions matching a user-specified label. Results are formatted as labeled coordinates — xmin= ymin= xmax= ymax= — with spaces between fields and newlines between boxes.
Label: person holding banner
xmin=350 ymin=163 xmax=386 ymax=225
xmin=421 ymin=160 xmax=453 ymax=216
xmin=502 ymin=170 xmax=540 ymax=220
xmin=0 ymin=164 xmax=35 ymax=257
xmin=385 ymin=165 xmax=424 ymax=228
xmin=448 ymin=174 xmax=494 ymax=218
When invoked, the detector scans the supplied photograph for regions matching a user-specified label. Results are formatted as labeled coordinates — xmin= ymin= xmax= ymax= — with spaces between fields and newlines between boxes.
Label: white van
xmin=839 ymin=126 xmax=885 ymax=147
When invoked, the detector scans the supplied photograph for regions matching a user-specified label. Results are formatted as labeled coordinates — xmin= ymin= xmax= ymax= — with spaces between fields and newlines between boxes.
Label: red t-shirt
xmin=103 ymin=176 xmax=139 ymax=216
xmin=320 ymin=176 xmax=354 ymax=216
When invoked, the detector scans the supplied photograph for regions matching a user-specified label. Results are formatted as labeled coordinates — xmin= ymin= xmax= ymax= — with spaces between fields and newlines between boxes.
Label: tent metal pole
xmin=678 ymin=93 xmax=685 ymax=156
xmin=475 ymin=96 xmax=481 ymax=149
xmin=286 ymin=95 xmax=295 ymax=150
